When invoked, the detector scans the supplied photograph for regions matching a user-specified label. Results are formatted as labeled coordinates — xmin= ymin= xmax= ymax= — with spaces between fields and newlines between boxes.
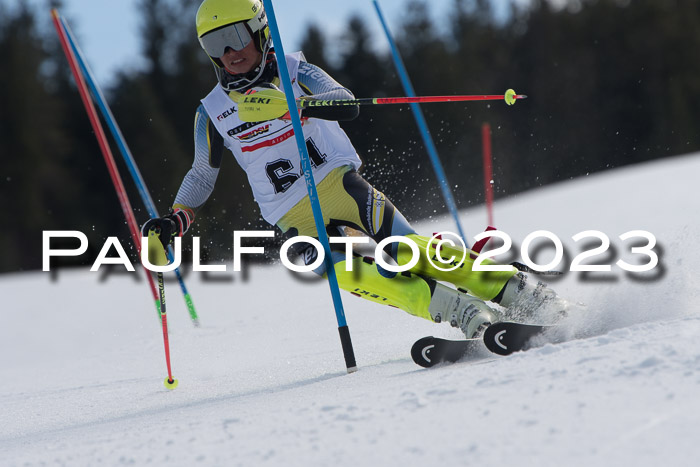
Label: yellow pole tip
xmin=505 ymin=89 xmax=517 ymax=106
xmin=164 ymin=377 xmax=179 ymax=390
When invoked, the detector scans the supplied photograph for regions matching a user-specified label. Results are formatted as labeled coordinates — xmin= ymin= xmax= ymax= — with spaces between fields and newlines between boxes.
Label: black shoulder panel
xmin=208 ymin=118 xmax=224 ymax=169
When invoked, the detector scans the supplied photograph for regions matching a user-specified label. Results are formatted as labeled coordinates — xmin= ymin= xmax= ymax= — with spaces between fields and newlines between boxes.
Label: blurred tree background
xmin=1 ymin=0 xmax=699 ymax=272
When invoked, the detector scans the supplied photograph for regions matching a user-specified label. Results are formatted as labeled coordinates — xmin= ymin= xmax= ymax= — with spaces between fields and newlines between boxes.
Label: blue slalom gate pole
xmin=373 ymin=0 xmax=469 ymax=246
xmin=262 ymin=0 xmax=357 ymax=373
xmin=60 ymin=16 xmax=200 ymax=326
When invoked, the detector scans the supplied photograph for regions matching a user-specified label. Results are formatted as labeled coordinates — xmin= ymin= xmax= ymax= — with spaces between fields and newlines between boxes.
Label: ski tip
xmin=164 ymin=377 xmax=179 ymax=390
xmin=411 ymin=336 xmax=479 ymax=368
xmin=483 ymin=322 xmax=551 ymax=356
xmin=411 ymin=336 xmax=438 ymax=368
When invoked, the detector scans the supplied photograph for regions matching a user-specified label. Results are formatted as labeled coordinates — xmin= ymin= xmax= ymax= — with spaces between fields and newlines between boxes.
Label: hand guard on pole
xmin=141 ymin=208 xmax=193 ymax=250
xmin=236 ymin=85 xmax=305 ymax=122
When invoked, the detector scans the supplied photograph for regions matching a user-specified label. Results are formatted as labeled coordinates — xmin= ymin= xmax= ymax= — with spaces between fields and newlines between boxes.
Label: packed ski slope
xmin=2 ymin=154 xmax=699 ymax=466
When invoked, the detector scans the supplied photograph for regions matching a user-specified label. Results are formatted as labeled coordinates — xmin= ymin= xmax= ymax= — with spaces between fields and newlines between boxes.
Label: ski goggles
xmin=199 ymin=22 xmax=253 ymax=58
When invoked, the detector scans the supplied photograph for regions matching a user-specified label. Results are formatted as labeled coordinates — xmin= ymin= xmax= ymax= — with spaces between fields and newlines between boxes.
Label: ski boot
xmin=428 ymin=283 xmax=501 ymax=338
xmin=493 ymin=272 xmax=570 ymax=322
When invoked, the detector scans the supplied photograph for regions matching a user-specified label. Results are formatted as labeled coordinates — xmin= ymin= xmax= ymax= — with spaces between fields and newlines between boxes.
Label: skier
xmin=142 ymin=0 xmax=568 ymax=338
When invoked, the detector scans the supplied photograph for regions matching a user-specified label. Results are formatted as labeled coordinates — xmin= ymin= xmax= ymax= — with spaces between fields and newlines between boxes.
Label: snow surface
xmin=2 ymin=154 xmax=700 ymax=466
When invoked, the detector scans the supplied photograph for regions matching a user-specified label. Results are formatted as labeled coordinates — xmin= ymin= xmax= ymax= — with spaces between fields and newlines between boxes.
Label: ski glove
xmin=141 ymin=208 xmax=193 ymax=249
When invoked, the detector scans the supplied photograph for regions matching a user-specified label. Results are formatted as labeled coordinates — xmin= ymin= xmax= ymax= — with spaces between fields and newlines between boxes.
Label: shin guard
xmin=395 ymin=234 xmax=517 ymax=302
xmin=333 ymin=256 xmax=434 ymax=321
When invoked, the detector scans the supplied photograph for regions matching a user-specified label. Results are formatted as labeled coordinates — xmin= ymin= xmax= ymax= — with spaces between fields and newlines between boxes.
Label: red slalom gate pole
xmin=51 ymin=9 xmax=177 ymax=389
xmin=51 ymin=9 xmax=154 ymax=296
xmin=481 ymin=123 xmax=494 ymax=226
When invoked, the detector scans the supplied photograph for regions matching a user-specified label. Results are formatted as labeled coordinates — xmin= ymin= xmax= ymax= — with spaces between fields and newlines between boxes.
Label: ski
xmin=411 ymin=336 xmax=481 ymax=368
xmin=482 ymin=321 xmax=557 ymax=356
xmin=412 ymin=322 xmax=563 ymax=367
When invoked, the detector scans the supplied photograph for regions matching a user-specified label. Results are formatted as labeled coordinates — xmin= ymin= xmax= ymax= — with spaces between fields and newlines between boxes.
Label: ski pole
xmin=300 ymin=90 xmax=526 ymax=108
xmin=238 ymin=89 xmax=524 ymax=122
xmin=58 ymin=13 xmax=200 ymax=327
xmin=144 ymin=227 xmax=179 ymax=389
xmin=157 ymin=269 xmax=178 ymax=390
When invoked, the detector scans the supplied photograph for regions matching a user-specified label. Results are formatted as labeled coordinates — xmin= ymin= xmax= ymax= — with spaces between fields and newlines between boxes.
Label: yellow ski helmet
xmin=196 ymin=0 xmax=273 ymax=91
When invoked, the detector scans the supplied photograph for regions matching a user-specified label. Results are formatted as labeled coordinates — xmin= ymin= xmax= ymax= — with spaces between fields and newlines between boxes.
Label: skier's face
xmin=220 ymin=40 xmax=262 ymax=75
